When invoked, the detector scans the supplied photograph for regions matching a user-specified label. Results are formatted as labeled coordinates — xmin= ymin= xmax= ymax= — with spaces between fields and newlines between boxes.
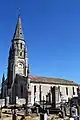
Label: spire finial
xmin=17 ymin=8 xmax=21 ymax=17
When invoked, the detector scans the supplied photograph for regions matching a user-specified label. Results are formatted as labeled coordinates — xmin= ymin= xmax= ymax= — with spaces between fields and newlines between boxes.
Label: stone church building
xmin=1 ymin=16 xmax=79 ymax=107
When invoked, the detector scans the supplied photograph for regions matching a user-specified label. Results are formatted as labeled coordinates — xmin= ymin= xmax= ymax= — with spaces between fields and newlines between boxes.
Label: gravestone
xmin=70 ymin=118 xmax=74 ymax=120
xmin=36 ymin=107 xmax=39 ymax=116
xmin=71 ymin=106 xmax=78 ymax=118
xmin=12 ymin=109 xmax=17 ymax=120
xmin=40 ymin=113 xmax=47 ymax=120
xmin=47 ymin=109 xmax=49 ymax=115
xmin=6 ymin=96 xmax=9 ymax=106
xmin=65 ymin=104 xmax=70 ymax=116
xmin=0 ymin=99 xmax=5 ymax=107
xmin=62 ymin=107 xmax=65 ymax=118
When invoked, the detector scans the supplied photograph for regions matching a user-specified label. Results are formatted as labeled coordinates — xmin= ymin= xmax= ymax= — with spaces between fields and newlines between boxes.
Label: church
xmin=1 ymin=16 xmax=79 ymax=107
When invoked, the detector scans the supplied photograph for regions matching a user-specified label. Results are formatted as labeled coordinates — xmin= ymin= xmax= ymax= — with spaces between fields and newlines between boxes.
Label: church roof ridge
xmin=29 ymin=75 xmax=73 ymax=81
xmin=29 ymin=75 xmax=78 ymax=85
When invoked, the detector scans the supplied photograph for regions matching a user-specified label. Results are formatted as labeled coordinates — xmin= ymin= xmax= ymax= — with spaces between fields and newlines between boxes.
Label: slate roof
xmin=29 ymin=75 xmax=78 ymax=86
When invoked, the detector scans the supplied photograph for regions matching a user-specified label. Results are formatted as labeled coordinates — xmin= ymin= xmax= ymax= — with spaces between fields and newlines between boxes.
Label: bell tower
xmin=7 ymin=16 xmax=28 ymax=88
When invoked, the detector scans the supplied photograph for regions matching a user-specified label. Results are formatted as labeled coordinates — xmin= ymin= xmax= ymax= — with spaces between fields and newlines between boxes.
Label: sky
xmin=0 ymin=0 xmax=80 ymax=83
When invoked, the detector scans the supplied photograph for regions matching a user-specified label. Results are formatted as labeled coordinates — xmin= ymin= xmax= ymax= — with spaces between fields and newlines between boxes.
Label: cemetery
xmin=0 ymin=89 xmax=80 ymax=120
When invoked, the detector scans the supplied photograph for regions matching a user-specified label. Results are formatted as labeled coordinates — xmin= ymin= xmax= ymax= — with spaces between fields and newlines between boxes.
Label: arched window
xmin=20 ymin=43 xmax=22 ymax=49
xmin=20 ymin=52 xmax=22 ymax=56
xmin=34 ymin=85 xmax=36 ymax=93
xmin=66 ymin=87 xmax=68 ymax=95
xmin=73 ymin=87 xmax=75 ymax=95
xmin=16 ymin=43 xmax=18 ymax=47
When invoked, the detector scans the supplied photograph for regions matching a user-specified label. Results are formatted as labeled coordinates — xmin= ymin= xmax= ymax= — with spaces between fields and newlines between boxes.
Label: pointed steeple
xmin=13 ymin=15 xmax=24 ymax=40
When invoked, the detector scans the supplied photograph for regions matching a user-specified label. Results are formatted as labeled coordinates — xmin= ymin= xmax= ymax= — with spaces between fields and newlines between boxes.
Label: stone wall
xmin=16 ymin=97 xmax=26 ymax=105
xmin=30 ymin=83 xmax=78 ymax=106
xmin=0 ymin=99 xmax=5 ymax=107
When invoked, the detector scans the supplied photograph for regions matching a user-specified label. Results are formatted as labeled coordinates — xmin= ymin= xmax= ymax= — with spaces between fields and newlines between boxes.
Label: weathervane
xmin=17 ymin=7 xmax=21 ymax=17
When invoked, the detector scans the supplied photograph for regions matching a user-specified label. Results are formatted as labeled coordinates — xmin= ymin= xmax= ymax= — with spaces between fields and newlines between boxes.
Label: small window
xmin=39 ymin=85 xmax=42 ymax=102
xmin=20 ymin=43 xmax=22 ymax=49
xmin=34 ymin=85 xmax=36 ymax=93
xmin=73 ymin=87 xmax=75 ymax=95
xmin=66 ymin=87 xmax=68 ymax=95
xmin=16 ymin=43 xmax=18 ymax=47
xmin=77 ymin=88 xmax=79 ymax=95
xmin=20 ymin=52 xmax=22 ymax=56
xmin=39 ymin=85 xmax=41 ymax=92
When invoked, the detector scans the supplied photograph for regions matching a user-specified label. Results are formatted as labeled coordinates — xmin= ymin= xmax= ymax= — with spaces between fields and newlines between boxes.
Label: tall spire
xmin=13 ymin=15 xmax=24 ymax=40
